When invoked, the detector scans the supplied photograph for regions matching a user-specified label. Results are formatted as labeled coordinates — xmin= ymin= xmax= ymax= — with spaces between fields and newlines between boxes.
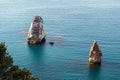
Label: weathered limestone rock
xmin=27 ymin=16 xmax=46 ymax=44
xmin=89 ymin=40 xmax=102 ymax=65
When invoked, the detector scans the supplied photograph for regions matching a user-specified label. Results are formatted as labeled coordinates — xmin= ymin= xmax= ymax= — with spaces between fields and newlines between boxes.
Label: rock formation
xmin=27 ymin=16 xmax=46 ymax=44
xmin=89 ymin=40 xmax=102 ymax=65
xmin=49 ymin=42 xmax=54 ymax=45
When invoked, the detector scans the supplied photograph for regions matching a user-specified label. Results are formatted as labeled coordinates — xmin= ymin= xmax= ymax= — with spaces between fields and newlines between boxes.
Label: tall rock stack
xmin=89 ymin=40 xmax=102 ymax=65
xmin=27 ymin=16 xmax=46 ymax=44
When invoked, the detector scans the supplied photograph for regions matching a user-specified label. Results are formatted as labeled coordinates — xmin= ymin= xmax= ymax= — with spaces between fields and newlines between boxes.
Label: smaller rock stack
xmin=89 ymin=40 xmax=102 ymax=65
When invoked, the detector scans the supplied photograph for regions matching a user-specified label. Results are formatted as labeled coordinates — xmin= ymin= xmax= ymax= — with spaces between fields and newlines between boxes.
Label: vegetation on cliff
xmin=0 ymin=42 xmax=39 ymax=80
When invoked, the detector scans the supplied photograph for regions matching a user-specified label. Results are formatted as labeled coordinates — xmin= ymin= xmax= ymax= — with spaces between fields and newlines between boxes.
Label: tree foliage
xmin=0 ymin=42 xmax=13 ymax=75
xmin=0 ymin=42 xmax=39 ymax=80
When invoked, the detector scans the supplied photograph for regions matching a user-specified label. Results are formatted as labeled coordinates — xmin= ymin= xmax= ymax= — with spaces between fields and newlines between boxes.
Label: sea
xmin=0 ymin=0 xmax=120 ymax=80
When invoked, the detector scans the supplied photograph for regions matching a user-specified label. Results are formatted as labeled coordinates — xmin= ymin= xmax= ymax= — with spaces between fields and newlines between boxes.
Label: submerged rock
xmin=89 ymin=40 xmax=102 ymax=65
xmin=27 ymin=16 xmax=46 ymax=44
xmin=49 ymin=42 xmax=54 ymax=45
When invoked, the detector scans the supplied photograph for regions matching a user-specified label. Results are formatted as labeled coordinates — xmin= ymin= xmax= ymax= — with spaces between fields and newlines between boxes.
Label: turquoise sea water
xmin=0 ymin=0 xmax=120 ymax=80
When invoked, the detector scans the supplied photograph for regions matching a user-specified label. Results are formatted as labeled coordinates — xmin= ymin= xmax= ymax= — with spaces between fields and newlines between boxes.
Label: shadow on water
xmin=88 ymin=66 xmax=101 ymax=80
xmin=27 ymin=43 xmax=46 ymax=61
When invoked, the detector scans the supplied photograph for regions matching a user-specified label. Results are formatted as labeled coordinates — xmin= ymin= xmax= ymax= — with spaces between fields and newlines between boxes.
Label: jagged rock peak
xmin=33 ymin=16 xmax=43 ymax=22
xmin=89 ymin=40 xmax=102 ymax=65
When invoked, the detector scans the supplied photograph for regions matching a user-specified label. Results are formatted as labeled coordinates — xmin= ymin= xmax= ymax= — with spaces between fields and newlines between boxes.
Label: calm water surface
xmin=0 ymin=0 xmax=120 ymax=80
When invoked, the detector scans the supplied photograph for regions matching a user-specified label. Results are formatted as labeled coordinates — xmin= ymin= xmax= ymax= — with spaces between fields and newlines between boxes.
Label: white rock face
xmin=27 ymin=16 xmax=46 ymax=44
xmin=89 ymin=40 xmax=102 ymax=65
